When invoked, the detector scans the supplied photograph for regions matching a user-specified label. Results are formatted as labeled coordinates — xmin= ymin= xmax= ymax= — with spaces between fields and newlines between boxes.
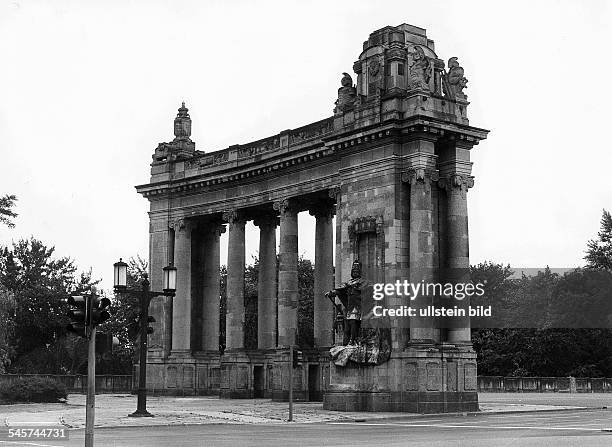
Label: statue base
xmin=323 ymin=346 xmax=478 ymax=413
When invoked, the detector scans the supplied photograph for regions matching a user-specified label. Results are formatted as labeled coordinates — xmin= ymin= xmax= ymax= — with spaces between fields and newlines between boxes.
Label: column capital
xmin=253 ymin=213 xmax=279 ymax=229
xmin=208 ymin=223 xmax=227 ymax=236
xmin=309 ymin=203 xmax=335 ymax=219
xmin=438 ymin=174 xmax=474 ymax=196
xmin=273 ymin=198 xmax=297 ymax=216
xmin=328 ymin=186 xmax=341 ymax=200
xmin=169 ymin=217 xmax=193 ymax=231
xmin=222 ymin=209 xmax=246 ymax=228
xmin=401 ymin=168 xmax=439 ymax=186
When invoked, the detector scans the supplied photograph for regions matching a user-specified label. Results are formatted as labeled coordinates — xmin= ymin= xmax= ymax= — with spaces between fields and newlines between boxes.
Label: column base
xmin=139 ymin=351 xmax=220 ymax=396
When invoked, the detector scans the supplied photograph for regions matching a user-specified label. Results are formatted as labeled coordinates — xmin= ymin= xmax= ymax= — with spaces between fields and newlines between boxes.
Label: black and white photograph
xmin=1 ymin=1 xmax=612 ymax=446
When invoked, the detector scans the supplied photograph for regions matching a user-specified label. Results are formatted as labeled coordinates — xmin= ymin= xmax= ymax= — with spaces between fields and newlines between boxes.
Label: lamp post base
xmin=128 ymin=410 xmax=154 ymax=418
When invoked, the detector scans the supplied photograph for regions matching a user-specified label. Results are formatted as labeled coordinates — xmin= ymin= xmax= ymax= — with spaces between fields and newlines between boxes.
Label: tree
xmin=297 ymin=257 xmax=314 ymax=347
xmin=585 ymin=209 xmax=612 ymax=270
xmin=0 ymin=237 xmax=99 ymax=373
xmin=0 ymin=194 xmax=17 ymax=228
xmin=0 ymin=284 xmax=16 ymax=373
xmin=219 ymin=255 xmax=315 ymax=351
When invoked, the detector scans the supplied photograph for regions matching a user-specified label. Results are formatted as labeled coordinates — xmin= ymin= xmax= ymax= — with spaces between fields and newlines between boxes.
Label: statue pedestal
xmin=323 ymin=346 xmax=478 ymax=413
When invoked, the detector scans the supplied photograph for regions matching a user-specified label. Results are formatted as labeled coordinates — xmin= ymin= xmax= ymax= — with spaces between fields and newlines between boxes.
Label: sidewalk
xmin=1 ymin=392 xmax=605 ymax=429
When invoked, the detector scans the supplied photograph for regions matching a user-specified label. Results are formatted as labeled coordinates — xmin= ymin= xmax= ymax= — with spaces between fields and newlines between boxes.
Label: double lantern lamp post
xmin=113 ymin=258 xmax=177 ymax=417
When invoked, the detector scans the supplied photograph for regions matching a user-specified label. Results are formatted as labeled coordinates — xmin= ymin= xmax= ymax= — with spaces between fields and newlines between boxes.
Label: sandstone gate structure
xmin=136 ymin=23 xmax=488 ymax=412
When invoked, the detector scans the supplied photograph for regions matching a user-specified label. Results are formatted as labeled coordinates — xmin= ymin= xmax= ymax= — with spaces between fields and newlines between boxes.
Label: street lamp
xmin=113 ymin=259 xmax=176 ymax=417
xmin=113 ymin=259 xmax=128 ymax=291
xmin=162 ymin=264 xmax=177 ymax=294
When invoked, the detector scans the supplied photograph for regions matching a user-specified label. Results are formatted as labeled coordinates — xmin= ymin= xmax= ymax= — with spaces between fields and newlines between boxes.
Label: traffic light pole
xmin=85 ymin=324 xmax=96 ymax=447
xmin=129 ymin=278 xmax=153 ymax=418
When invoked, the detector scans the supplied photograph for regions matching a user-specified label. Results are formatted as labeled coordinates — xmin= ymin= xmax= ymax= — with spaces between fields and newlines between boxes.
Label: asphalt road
xmin=3 ymin=409 xmax=612 ymax=447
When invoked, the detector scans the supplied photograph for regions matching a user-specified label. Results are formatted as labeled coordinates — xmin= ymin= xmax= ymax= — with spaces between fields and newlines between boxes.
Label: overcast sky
xmin=1 ymin=0 xmax=611 ymax=292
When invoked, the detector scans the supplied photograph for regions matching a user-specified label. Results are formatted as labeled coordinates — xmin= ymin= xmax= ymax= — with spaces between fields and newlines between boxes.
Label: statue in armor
xmin=325 ymin=259 xmax=367 ymax=345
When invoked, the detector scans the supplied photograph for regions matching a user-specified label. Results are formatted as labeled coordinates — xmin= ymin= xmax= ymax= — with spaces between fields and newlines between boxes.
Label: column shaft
xmin=313 ymin=211 xmax=334 ymax=347
xmin=201 ymin=226 xmax=222 ymax=351
xmin=171 ymin=219 xmax=192 ymax=353
xmin=257 ymin=222 xmax=277 ymax=349
xmin=225 ymin=213 xmax=245 ymax=350
xmin=407 ymin=169 xmax=437 ymax=344
xmin=446 ymin=176 xmax=472 ymax=343
xmin=275 ymin=200 xmax=298 ymax=347
xmin=148 ymin=226 xmax=172 ymax=357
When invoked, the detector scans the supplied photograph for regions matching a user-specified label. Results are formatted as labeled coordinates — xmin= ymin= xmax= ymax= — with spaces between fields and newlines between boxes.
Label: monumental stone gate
xmin=136 ymin=23 xmax=488 ymax=412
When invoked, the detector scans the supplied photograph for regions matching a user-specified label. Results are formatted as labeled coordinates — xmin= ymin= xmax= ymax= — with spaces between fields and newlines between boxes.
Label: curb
xmin=63 ymin=406 xmax=608 ymax=429
xmin=348 ymin=405 xmax=603 ymax=423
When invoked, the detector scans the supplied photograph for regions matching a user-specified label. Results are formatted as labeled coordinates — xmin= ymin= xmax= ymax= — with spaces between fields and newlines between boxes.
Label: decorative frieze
xmin=289 ymin=119 xmax=333 ymax=145
xmin=237 ymin=137 xmax=280 ymax=159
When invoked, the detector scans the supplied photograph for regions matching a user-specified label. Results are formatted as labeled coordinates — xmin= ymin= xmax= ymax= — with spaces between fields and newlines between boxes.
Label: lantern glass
xmin=163 ymin=265 xmax=177 ymax=294
xmin=113 ymin=258 xmax=128 ymax=290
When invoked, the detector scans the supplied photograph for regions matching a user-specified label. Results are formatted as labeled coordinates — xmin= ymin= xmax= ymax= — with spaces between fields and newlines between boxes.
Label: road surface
xmin=3 ymin=408 xmax=612 ymax=447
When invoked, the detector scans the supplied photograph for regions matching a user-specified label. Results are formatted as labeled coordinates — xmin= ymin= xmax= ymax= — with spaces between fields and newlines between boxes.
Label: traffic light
xmin=89 ymin=296 xmax=112 ymax=326
xmin=292 ymin=349 xmax=303 ymax=368
xmin=66 ymin=295 xmax=88 ymax=338
xmin=146 ymin=316 xmax=155 ymax=334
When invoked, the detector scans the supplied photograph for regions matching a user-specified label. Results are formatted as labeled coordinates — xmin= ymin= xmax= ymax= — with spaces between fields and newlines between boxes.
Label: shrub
xmin=0 ymin=377 xmax=67 ymax=403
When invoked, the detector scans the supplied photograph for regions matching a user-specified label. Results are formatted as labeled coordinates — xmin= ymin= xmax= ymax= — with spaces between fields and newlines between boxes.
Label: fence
xmin=0 ymin=374 xmax=133 ymax=394
xmin=3 ymin=374 xmax=612 ymax=395
xmin=478 ymin=376 xmax=612 ymax=393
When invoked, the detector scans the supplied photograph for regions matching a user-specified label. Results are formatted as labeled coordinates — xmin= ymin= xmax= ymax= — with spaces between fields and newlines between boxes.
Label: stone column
xmin=310 ymin=205 xmax=335 ymax=347
xmin=148 ymin=220 xmax=172 ymax=357
xmin=254 ymin=214 xmax=278 ymax=349
xmin=171 ymin=217 xmax=193 ymax=354
xmin=442 ymin=174 xmax=473 ymax=344
xmin=274 ymin=199 xmax=299 ymax=347
xmin=201 ymin=224 xmax=224 ymax=351
xmin=223 ymin=210 xmax=246 ymax=350
xmin=403 ymin=167 xmax=438 ymax=345
xmin=329 ymin=187 xmax=342 ymax=288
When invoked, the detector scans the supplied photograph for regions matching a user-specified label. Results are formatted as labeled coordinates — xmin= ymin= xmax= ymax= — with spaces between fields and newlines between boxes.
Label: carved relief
xmin=237 ymin=137 xmax=280 ymax=159
xmin=348 ymin=216 xmax=384 ymax=241
xmin=443 ymin=57 xmax=468 ymax=99
xmin=407 ymin=46 xmax=431 ymax=91
xmin=289 ymin=119 xmax=333 ymax=144
xmin=369 ymin=58 xmax=381 ymax=77
xmin=184 ymin=151 xmax=229 ymax=170
xmin=334 ymin=72 xmax=357 ymax=114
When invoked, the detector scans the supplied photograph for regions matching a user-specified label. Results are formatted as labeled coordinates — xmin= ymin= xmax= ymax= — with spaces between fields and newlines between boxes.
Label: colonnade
xmin=166 ymin=199 xmax=336 ymax=357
